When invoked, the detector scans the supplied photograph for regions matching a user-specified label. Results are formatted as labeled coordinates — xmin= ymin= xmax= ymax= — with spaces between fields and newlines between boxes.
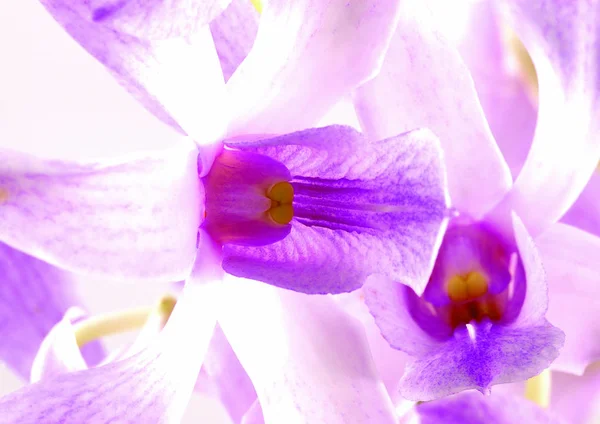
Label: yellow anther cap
xmin=447 ymin=271 xmax=488 ymax=302
xmin=267 ymin=181 xmax=294 ymax=204
xmin=268 ymin=204 xmax=294 ymax=225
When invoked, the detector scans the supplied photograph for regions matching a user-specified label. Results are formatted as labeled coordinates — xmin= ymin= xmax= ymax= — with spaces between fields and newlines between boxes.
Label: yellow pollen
xmin=250 ymin=0 xmax=262 ymax=13
xmin=266 ymin=181 xmax=294 ymax=225
xmin=447 ymin=271 xmax=489 ymax=302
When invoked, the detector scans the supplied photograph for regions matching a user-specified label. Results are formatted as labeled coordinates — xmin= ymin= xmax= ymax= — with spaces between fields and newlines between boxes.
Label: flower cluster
xmin=1 ymin=0 xmax=599 ymax=423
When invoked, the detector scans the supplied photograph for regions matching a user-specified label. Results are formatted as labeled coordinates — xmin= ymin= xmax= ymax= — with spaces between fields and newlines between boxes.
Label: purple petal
xmin=560 ymin=172 xmax=600 ymax=238
xmin=210 ymin=0 xmax=259 ymax=82
xmin=492 ymin=0 xmax=600 ymax=236
xmin=38 ymin=1 xmax=228 ymax=141
xmin=353 ymin=1 xmax=512 ymax=219
xmin=0 ymin=244 xmax=103 ymax=380
xmin=414 ymin=391 xmax=566 ymax=424
xmin=223 ymin=126 xmax=449 ymax=294
xmin=0 ymin=142 xmax=201 ymax=280
xmin=196 ymin=325 xmax=257 ymax=423
xmin=72 ymin=0 xmax=232 ymax=39
xmin=399 ymin=320 xmax=563 ymax=401
xmin=551 ymin=367 xmax=600 ymax=424
xmin=456 ymin=0 xmax=537 ymax=179
xmin=219 ymin=276 xmax=397 ymax=424
xmin=535 ymin=223 xmax=600 ymax=374
xmin=0 ymin=266 xmax=220 ymax=423
xmin=226 ymin=0 xmax=402 ymax=136
xmin=364 ymin=277 xmax=445 ymax=356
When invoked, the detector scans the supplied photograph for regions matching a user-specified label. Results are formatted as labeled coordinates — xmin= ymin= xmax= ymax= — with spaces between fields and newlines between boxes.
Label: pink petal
xmin=560 ymin=172 xmax=600 ymax=238
xmin=226 ymin=0 xmax=403 ymax=136
xmin=210 ymin=0 xmax=260 ymax=82
xmin=337 ymin=290 xmax=409 ymax=404
xmin=535 ymin=223 xmax=600 ymax=375
xmin=197 ymin=325 xmax=257 ymax=423
xmin=0 ymin=244 xmax=103 ymax=380
xmin=0 ymin=141 xmax=202 ymax=280
xmin=511 ymin=212 xmax=549 ymax=326
xmin=0 ymin=263 xmax=220 ymax=423
xmin=37 ymin=0 xmax=228 ymax=142
xmin=493 ymin=0 xmax=600 ymax=236
xmin=219 ymin=276 xmax=397 ymax=424
xmin=455 ymin=0 xmax=537 ymax=179
xmin=30 ymin=308 xmax=89 ymax=383
xmin=353 ymin=1 xmax=512 ymax=219
xmin=552 ymin=367 xmax=600 ymax=424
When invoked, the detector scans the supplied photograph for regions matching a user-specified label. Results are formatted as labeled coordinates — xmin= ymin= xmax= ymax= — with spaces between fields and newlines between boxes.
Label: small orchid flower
xmin=444 ymin=0 xmax=600 ymax=379
xmin=351 ymin=0 xmax=600 ymax=400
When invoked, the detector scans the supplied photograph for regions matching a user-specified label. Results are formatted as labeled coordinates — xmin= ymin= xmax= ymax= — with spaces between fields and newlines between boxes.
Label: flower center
xmin=201 ymin=149 xmax=294 ymax=246
xmin=267 ymin=181 xmax=294 ymax=224
xmin=407 ymin=220 xmax=525 ymax=338
xmin=446 ymin=271 xmax=488 ymax=302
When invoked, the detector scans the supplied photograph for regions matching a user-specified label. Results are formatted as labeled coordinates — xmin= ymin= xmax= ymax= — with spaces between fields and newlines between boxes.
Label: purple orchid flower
xmin=350 ymin=0 xmax=600 ymax=400
xmin=442 ymin=0 xmax=600 ymax=380
xmin=0 ymin=0 xmax=449 ymax=421
xmin=451 ymin=0 xmax=600 ymax=380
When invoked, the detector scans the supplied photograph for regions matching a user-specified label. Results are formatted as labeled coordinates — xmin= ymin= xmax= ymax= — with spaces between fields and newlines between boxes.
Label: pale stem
xmin=73 ymin=296 xmax=177 ymax=348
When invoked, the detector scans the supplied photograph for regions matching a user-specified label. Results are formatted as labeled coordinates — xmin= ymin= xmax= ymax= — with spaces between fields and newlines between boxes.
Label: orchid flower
xmin=350 ymin=0 xmax=600 ymax=400
xmin=443 ymin=0 xmax=600 ymax=379
xmin=0 ymin=0 xmax=451 ymax=421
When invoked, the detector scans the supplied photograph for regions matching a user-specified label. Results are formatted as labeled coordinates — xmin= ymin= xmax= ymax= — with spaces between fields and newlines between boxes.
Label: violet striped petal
xmin=492 ymin=0 xmax=600 ymax=236
xmin=535 ymin=223 xmax=600 ymax=375
xmin=398 ymin=320 xmax=563 ymax=401
xmin=196 ymin=325 xmax=257 ymax=423
xmin=38 ymin=0 xmax=228 ymax=141
xmin=224 ymin=126 xmax=449 ymax=295
xmin=210 ymin=0 xmax=259 ymax=82
xmin=226 ymin=0 xmax=402 ymax=136
xmin=0 ymin=141 xmax=202 ymax=280
xmin=414 ymin=391 xmax=566 ymax=424
xmin=0 ymin=268 xmax=220 ymax=424
xmin=219 ymin=277 xmax=397 ymax=424
xmin=0 ymin=244 xmax=103 ymax=380
xmin=353 ymin=1 xmax=512 ymax=219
